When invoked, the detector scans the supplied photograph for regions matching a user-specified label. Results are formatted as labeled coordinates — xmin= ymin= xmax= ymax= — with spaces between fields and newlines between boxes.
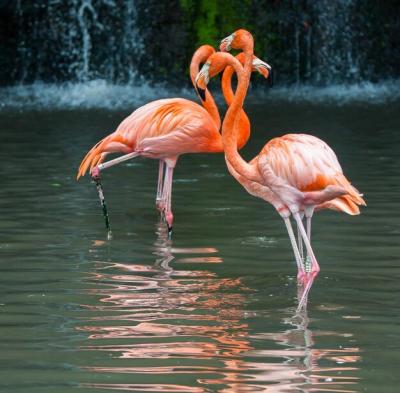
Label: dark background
xmin=1 ymin=0 xmax=399 ymax=87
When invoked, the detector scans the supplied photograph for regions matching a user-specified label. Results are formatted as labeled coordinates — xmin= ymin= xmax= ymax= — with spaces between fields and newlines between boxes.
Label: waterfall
xmin=0 ymin=0 xmax=399 ymax=109
xmin=13 ymin=0 xmax=144 ymax=84
xmin=284 ymin=0 xmax=361 ymax=85
xmin=310 ymin=0 xmax=360 ymax=84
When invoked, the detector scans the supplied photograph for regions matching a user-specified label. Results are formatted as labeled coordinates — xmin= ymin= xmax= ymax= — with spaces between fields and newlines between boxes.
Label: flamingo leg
xmin=91 ymin=171 xmax=112 ymax=240
xmin=292 ymin=212 xmax=319 ymax=310
xmin=304 ymin=206 xmax=314 ymax=271
xmin=283 ymin=217 xmax=306 ymax=283
xmin=297 ymin=276 xmax=315 ymax=312
xmin=297 ymin=212 xmax=305 ymax=260
xmin=293 ymin=212 xmax=320 ymax=278
xmin=306 ymin=217 xmax=312 ymax=241
xmin=95 ymin=151 xmax=139 ymax=172
xmin=89 ymin=151 xmax=139 ymax=239
xmin=162 ymin=164 xmax=175 ymax=236
xmin=156 ymin=160 xmax=165 ymax=212
xmin=304 ymin=206 xmax=314 ymax=242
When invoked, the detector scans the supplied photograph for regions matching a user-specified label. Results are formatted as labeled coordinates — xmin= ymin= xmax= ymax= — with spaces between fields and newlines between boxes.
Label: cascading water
xmin=272 ymin=0 xmax=361 ymax=85
xmin=13 ymin=0 xmax=144 ymax=83
xmin=310 ymin=0 xmax=360 ymax=84
xmin=0 ymin=0 xmax=399 ymax=109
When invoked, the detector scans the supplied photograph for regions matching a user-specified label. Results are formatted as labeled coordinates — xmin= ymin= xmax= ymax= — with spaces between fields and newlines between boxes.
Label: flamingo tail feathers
xmin=313 ymin=174 xmax=366 ymax=215
xmin=77 ymin=134 xmax=133 ymax=180
xmin=333 ymin=173 xmax=366 ymax=214
xmin=316 ymin=195 xmax=360 ymax=215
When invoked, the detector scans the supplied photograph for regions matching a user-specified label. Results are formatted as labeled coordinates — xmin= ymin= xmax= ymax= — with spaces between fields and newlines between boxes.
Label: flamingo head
xmin=220 ymin=34 xmax=235 ymax=52
xmin=220 ymin=29 xmax=254 ymax=52
xmin=235 ymin=52 xmax=271 ymax=79
xmin=195 ymin=52 xmax=231 ymax=100
xmin=195 ymin=52 xmax=272 ymax=98
xmin=252 ymin=56 xmax=272 ymax=80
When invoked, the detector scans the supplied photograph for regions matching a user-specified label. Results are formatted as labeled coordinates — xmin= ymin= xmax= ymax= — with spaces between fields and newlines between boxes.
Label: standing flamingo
xmin=77 ymin=45 xmax=271 ymax=236
xmin=196 ymin=30 xmax=365 ymax=304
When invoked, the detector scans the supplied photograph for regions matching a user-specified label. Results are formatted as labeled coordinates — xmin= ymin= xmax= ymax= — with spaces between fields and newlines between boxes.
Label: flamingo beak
xmin=253 ymin=58 xmax=272 ymax=77
xmin=220 ymin=34 xmax=234 ymax=52
xmin=195 ymin=63 xmax=210 ymax=101
xmin=253 ymin=58 xmax=273 ymax=87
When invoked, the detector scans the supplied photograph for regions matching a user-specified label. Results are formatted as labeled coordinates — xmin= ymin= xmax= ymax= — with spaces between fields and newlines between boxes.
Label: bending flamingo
xmin=77 ymin=45 xmax=270 ymax=235
xmin=196 ymin=30 xmax=365 ymax=299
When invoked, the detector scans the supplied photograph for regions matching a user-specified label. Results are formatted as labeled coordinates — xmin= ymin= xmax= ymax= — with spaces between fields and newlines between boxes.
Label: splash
xmin=253 ymin=80 xmax=400 ymax=105
xmin=1 ymin=79 xmax=399 ymax=111
xmin=0 ymin=79 xmax=186 ymax=111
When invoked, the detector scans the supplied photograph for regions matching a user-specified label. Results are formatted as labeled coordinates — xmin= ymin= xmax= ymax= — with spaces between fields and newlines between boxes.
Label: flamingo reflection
xmin=77 ymin=221 xmax=361 ymax=392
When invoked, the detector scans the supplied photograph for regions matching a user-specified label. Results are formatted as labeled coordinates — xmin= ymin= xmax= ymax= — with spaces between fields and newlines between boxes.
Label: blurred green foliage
xmin=180 ymin=0 xmax=253 ymax=46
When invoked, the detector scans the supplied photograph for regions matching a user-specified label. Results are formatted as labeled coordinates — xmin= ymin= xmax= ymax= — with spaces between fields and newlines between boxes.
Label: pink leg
xmin=297 ymin=275 xmax=315 ymax=312
xmin=156 ymin=160 xmax=165 ymax=212
xmin=94 ymin=151 xmax=139 ymax=173
xmin=293 ymin=212 xmax=319 ymax=310
xmin=304 ymin=206 xmax=314 ymax=273
xmin=293 ymin=212 xmax=320 ymax=278
xmin=162 ymin=164 xmax=175 ymax=235
xmin=305 ymin=206 xmax=314 ymax=241
xmin=283 ymin=217 xmax=306 ymax=284
xmin=297 ymin=212 xmax=305 ymax=260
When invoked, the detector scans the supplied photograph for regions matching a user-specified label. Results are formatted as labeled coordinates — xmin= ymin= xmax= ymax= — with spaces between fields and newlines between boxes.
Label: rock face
xmin=1 ymin=0 xmax=399 ymax=87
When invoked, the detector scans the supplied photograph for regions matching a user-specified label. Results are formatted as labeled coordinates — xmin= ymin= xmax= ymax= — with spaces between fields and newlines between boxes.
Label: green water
xmin=0 ymin=102 xmax=399 ymax=392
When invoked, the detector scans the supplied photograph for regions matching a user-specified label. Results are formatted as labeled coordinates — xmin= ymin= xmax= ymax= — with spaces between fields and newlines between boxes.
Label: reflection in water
xmin=77 ymin=222 xmax=361 ymax=392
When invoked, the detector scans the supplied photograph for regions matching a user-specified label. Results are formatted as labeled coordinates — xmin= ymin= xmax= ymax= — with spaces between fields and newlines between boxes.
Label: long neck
xmin=190 ymin=49 xmax=221 ymax=129
xmin=222 ymin=52 xmax=262 ymax=183
xmin=221 ymin=64 xmax=250 ymax=149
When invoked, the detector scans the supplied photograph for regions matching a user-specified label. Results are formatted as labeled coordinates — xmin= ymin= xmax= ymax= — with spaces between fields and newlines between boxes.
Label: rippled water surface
xmin=1 ymin=101 xmax=399 ymax=392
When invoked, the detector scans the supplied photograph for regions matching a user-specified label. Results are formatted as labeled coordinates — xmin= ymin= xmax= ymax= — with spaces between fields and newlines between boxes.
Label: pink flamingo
xmin=196 ymin=30 xmax=365 ymax=306
xmin=77 ymin=45 xmax=271 ymax=236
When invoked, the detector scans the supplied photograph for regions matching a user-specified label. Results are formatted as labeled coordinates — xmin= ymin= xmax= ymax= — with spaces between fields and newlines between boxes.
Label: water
xmin=310 ymin=0 xmax=360 ymax=84
xmin=3 ymin=1 xmax=400 ymax=86
xmin=2 ymin=80 xmax=400 ymax=111
xmin=0 ymin=98 xmax=399 ymax=392
xmin=12 ymin=0 xmax=143 ymax=84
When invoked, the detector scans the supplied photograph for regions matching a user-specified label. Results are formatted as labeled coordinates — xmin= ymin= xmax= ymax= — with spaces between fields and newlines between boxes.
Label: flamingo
xmin=77 ymin=45 xmax=271 ymax=236
xmin=196 ymin=30 xmax=365 ymax=305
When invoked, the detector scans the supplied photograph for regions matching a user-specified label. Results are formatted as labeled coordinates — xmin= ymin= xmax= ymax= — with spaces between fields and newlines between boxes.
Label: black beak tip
xmin=196 ymin=85 xmax=207 ymax=101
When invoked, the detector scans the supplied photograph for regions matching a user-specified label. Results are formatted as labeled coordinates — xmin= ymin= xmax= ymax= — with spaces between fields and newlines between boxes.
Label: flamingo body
xmin=196 ymin=30 xmax=366 ymax=303
xmin=77 ymin=44 xmax=270 ymax=233
xmin=259 ymin=134 xmax=365 ymax=215
xmin=78 ymin=98 xmax=222 ymax=178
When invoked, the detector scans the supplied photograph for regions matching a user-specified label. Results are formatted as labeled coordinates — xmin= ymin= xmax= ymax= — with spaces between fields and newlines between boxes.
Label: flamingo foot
xmin=311 ymin=263 xmax=320 ymax=278
xmin=297 ymin=270 xmax=308 ymax=286
xmin=296 ymin=267 xmax=320 ymax=312
xmin=91 ymin=166 xmax=101 ymax=180
xmin=165 ymin=211 xmax=173 ymax=237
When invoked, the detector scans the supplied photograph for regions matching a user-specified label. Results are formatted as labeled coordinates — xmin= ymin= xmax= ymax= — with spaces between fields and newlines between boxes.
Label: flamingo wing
xmin=77 ymin=98 xmax=219 ymax=179
xmin=260 ymin=134 xmax=365 ymax=214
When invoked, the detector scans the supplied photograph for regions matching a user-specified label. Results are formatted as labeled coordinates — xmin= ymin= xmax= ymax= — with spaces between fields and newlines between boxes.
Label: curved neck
xmin=190 ymin=47 xmax=221 ymax=129
xmin=222 ymin=50 xmax=262 ymax=183
xmin=221 ymin=63 xmax=250 ymax=149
